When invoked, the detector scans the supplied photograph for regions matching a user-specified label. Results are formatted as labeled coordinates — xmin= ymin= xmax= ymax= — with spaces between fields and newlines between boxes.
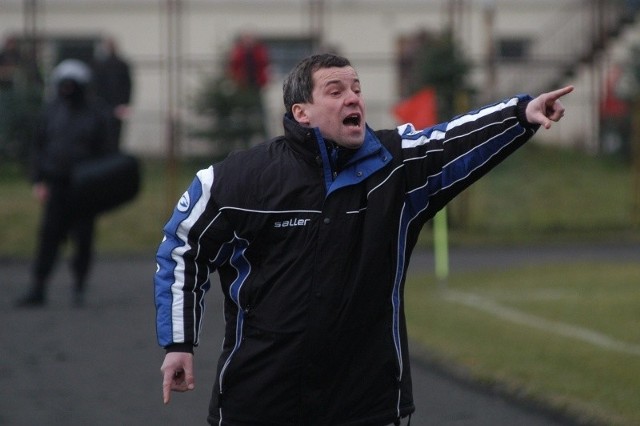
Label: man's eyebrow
xmin=323 ymin=77 xmax=360 ymax=87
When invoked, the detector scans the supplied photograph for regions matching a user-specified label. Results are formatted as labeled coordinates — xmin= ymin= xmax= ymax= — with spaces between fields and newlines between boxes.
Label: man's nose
xmin=344 ymin=90 xmax=360 ymax=104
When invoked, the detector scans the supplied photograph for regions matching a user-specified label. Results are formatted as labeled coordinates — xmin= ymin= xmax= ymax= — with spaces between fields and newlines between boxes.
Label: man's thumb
xmin=185 ymin=368 xmax=195 ymax=390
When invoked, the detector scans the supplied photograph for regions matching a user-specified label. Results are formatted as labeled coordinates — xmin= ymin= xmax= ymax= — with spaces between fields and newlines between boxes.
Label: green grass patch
xmin=0 ymin=159 xmax=207 ymax=258
xmin=435 ymin=143 xmax=640 ymax=246
xmin=405 ymin=262 xmax=640 ymax=426
xmin=2 ymin=143 xmax=639 ymax=258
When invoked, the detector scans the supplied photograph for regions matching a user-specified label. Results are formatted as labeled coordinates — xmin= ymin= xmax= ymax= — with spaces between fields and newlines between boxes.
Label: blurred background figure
xmin=92 ymin=37 xmax=133 ymax=150
xmin=0 ymin=36 xmax=43 ymax=166
xmin=190 ymin=32 xmax=271 ymax=155
xmin=228 ymin=31 xmax=270 ymax=139
xmin=599 ymin=62 xmax=632 ymax=158
xmin=0 ymin=36 xmax=21 ymax=92
xmin=0 ymin=37 xmax=21 ymax=159
xmin=15 ymin=59 xmax=113 ymax=308
xmin=228 ymin=31 xmax=269 ymax=91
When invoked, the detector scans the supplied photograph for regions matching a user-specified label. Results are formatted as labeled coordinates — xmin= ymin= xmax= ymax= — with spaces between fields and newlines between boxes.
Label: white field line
xmin=442 ymin=289 xmax=640 ymax=356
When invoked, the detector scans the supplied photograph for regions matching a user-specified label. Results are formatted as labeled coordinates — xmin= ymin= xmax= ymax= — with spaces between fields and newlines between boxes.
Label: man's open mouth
xmin=343 ymin=113 xmax=361 ymax=127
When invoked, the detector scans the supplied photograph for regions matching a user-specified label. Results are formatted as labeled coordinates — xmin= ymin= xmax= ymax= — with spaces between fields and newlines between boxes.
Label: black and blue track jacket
xmin=155 ymin=94 xmax=538 ymax=425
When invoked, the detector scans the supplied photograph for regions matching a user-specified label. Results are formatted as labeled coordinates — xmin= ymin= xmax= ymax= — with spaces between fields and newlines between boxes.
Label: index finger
xmin=162 ymin=372 xmax=173 ymax=404
xmin=547 ymin=85 xmax=574 ymax=101
xmin=162 ymin=382 xmax=172 ymax=404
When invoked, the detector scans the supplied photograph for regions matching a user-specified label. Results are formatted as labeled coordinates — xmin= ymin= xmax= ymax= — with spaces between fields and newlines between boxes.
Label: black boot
xmin=72 ymin=279 xmax=86 ymax=308
xmin=15 ymin=278 xmax=47 ymax=308
xmin=14 ymin=288 xmax=46 ymax=308
xmin=72 ymin=289 xmax=85 ymax=308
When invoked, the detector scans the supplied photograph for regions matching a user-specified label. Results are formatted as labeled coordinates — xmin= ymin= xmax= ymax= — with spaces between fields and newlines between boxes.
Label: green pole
xmin=433 ymin=207 xmax=449 ymax=284
xmin=632 ymin=98 xmax=640 ymax=227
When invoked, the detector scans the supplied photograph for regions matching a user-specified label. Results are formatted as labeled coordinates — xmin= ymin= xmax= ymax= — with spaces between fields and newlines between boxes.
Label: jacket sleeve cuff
xmin=516 ymin=98 xmax=541 ymax=130
xmin=165 ymin=343 xmax=195 ymax=354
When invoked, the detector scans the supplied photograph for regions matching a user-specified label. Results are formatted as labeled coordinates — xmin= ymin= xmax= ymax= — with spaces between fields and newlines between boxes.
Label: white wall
xmin=0 ymin=0 xmax=604 ymax=156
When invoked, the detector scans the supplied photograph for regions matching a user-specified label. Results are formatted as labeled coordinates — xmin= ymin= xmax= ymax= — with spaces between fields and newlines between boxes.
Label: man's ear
xmin=292 ymin=103 xmax=310 ymax=125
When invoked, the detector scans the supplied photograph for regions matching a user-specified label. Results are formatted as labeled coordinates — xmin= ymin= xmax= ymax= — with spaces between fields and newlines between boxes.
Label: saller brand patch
xmin=273 ymin=218 xmax=311 ymax=228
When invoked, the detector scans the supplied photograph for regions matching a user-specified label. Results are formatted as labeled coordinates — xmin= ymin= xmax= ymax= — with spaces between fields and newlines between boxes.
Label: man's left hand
xmin=526 ymin=85 xmax=574 ymax=129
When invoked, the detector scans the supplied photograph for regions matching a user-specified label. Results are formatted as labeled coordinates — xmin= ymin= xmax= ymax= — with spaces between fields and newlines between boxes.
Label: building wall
xmin=0 ymin=0 xmax=603 ymax=156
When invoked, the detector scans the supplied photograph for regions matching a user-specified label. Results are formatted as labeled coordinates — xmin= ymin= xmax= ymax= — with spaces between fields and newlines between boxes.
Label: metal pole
xmin=309 ymin=0 xmax=324 ymax=52
xmin=591 ymin=0 xmax=603 ymax=154
xmin=483 ymin=0 xmax=496 ymax=103
xmin=23 ymin=0 xmax=37 ymax=53
xmin=165 ymin=0 xmax=182 ymax=214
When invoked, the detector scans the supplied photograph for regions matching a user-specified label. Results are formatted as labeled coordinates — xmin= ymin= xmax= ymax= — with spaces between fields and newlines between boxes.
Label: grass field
xmin=406 ymin=262 xmax=640 ymax=426
xmin=1 ymin=142 xmax=640 ymax=424
xmin=440 ymin=143 xmax=640 ymax=246
xmin=0 ymin=159 xmax=205 ymax=258
xmin=2 ymin=143 xmax=639 ymax=257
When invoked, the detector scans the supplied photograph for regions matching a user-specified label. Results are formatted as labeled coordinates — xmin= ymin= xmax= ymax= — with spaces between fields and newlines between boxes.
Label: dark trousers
xmin=31 ymin=182 xmax=96 ymax=297
xmin=109 ymin=115 xmax=123 ymax=150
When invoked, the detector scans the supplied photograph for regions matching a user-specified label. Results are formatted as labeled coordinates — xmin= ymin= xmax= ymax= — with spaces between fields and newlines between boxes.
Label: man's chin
xmin=339 ymin=139 xmax=364 ymax=149
xmin=338 ymin=131 xmax=365 ymax=149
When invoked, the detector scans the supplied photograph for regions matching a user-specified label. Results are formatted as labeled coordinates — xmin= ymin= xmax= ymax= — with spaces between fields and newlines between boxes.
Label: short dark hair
xmin=282 ymin=53 xmax=351 ymax=115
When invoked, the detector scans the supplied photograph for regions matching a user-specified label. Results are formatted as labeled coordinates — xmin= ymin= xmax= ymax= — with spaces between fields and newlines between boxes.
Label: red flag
xmin=392 ymin=87 xmax=438 ymax=129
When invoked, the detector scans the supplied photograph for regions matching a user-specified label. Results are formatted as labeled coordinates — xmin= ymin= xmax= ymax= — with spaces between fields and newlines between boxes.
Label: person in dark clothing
xmin=0 ymin=36 xmax=43 ymax=163
xmin=92 ymin=37 xmax=133 ymax=150
xmin=155 ymin=53 xmax=572 ymax=425
xmin=227 ymin=32 xmax=270 ymax=139
xmin=0 ymin=37 xmax=21 ymax=90
xmin=0 ymin=37 xmax=22 ymax=157
xmin=15 ymin=59 xmax=114 ymax=308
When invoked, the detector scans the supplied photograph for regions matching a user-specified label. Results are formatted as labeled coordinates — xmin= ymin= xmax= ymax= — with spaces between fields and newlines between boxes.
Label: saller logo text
xmin=274 ymin=218 xmax=311 ymax=228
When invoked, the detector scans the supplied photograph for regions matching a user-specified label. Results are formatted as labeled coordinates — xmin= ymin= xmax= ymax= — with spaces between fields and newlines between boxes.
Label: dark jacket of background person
xmin=92 ymin=38 xmax=132 ymax=149
xmin=32 ymin=82 xmax=113 ymax=183
xmin=155 ymin=94 xmax=539 ymax=425
xmin=20 ymin=59 xmax=113 ymax=307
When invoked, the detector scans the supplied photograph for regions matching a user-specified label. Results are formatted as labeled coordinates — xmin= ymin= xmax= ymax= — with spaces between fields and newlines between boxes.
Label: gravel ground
xmin=2 ymin=242 xmax=637 ymax=425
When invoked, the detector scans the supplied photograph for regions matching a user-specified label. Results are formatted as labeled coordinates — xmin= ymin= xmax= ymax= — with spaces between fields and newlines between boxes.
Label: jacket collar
xmin=283 ymin=113 xmax=320 ymax=162
xmin=282 ymin=114 xmax=393 ymax=194
xmin=283 ymin=113 xmax=385 ymax=163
